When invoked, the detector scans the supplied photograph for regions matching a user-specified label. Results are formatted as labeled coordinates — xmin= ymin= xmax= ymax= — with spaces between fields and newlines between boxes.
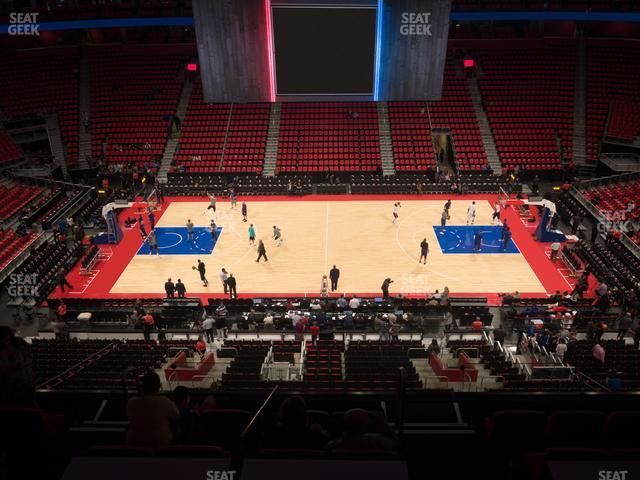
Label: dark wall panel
xmin=379 ymin=0 xmax=451 ymax=101
xmin=193 ymin=0 xmax=271 ymax=103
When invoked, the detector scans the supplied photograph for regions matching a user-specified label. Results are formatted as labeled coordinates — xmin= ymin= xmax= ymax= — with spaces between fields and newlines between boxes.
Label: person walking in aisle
xmin=419 ymin=238 xmax=429 ymax=264
xmin=202 ymin=315 xmax=215 ymax=342
xmin=142 ymin=311 xmax=155 ymax=341
xmin=329 ymin=265 xmax=340 ymax=291
xmin=256 ymin=240 xmax=268 ymax=262
xmin=57 ymin=269 xmax=73 ymax=292
xmin=248 ymin=224 xmax=256 ymax=246
xmin=226 ymin=273 xmax=237 ymax=299
xmin=194 ymin=259 xmax=208 ymax=286
xmin=164 ymin=278 xmax=175 ymax=298
xmin=175 ymin=279 xmax=186 ymax=298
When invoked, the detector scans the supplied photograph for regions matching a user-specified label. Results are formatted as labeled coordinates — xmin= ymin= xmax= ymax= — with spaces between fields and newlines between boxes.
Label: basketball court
xmin=56 ymin=195 xmax=571 ymax=302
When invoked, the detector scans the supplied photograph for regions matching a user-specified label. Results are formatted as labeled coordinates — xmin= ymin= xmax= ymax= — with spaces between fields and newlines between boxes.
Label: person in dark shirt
xmin=164 ymin=278 xmax=175 ymax=298
xmin=195 ymin=259 xmax=208 ymax=286
xmin=226 ymin=273 xmax=237 ymax=299
xmin=381 ymin=278 xmax=393 ymax=299
xmin=329 ymin=265 xmax=340 ymax=291
xmin=57 ymin=269 xmax=73 ymax=292
xmin=175 ymin=279 xmax=186 ymax=298
xmin=419 ymin=239 xmax=429 ymax=264
xmin=172 ymin=386 xmax=194 ymax=443
xmin=493 ymin=326 xmax=507 ymax=347
xmin=256 ymin=240 xmax=268 ymax=262
xmin=474 ymin=231 xmax=483 ymax=252
xmin=264 ymin=396 xmax=328 ymax=449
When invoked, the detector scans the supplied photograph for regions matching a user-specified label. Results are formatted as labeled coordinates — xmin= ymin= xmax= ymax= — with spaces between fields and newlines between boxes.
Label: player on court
xmin=466 ymin=201 xmax=476 ymax=226
xmin=392 ymin=202 xmax=401 ymax=224
xmin=206 ymin=193 xmax=216 ymax=213
xmin=230 ymin=190 xmax=237 ymax=209
xmin=193 ymin=259 xmax=208 ymax=286
xmin=440 ymin=209 xmax=447 ymax=232
xmin=474 ymin=230 xmax=483 ymax=252
xmin=273 ymin=226 xmax=283 ymax=246
xmin=248 ymin=224 xmax=256 ymax=246
xmin=241 ymin=202 xmax=248 ymax=222
xmin=492 ymin=201 xmax=501 ymax=224
xmin=444 ymin=199 xmax=452 ymax=220
xmin=419 ymin=238 xmax=429 ymax=264
xmin=147 ymin=229 xmax=159 ymax=256
xmin=209 ymin=219 xmax=218 ymax=242
xmin=186 ymin=219 xmax=195 ymax=242
xmin=138 ymin=215 xmax=147 ymax=239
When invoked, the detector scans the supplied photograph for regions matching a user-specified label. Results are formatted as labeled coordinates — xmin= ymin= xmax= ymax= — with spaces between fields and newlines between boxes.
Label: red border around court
xmin=52 ymin=194 xmax=575 ymax=306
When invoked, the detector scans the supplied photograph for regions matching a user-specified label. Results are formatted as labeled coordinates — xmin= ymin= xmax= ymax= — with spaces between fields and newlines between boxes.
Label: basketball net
xmin=145 ymin=188 xmax=160 ymax=212
xmin=498 ymin=186 xmax=511 ymax=209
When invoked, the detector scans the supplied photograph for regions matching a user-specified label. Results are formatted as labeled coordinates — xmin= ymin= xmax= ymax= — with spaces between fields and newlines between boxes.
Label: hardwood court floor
xmin=110 ymin=199 xmax=547 ymax=296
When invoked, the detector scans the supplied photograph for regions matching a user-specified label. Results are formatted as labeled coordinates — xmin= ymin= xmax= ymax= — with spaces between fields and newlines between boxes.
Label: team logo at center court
xmin=400 ymin=12 xmax=432 ymax=36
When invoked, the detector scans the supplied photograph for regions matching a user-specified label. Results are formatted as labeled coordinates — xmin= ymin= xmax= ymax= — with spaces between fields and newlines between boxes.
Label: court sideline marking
xmin=324 ymin=202 xmax=330 ymax=274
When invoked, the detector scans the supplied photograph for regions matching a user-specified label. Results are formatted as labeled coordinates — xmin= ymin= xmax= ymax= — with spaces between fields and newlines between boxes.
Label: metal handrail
xmin=574 ymin=370 xmax=612 ymax=393
xmin=424 ymin=375 xmax=450 ymax=388
xmin=480 ymin=375 xmax=504 ymax=389
xmin=241 ymin=384 xmax=279 ymax=438
xmin=37 ymin=341 xmax=116 ymax=389
xmin=457 ymin=347 xmax=479 ymax=358
xmin=463 ymin=371 xmax=473 ymax=392
xmin=166 ymin=370 xmax=178 ymax=390
xmin=190 ymin=374 xmax=217 ymax=388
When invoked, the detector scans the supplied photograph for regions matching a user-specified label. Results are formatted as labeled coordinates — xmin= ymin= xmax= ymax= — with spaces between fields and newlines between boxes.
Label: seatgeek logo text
xmin=400 ymin=12 xmax=432 ymax=36
xmin=8 ymin=13 xmax=40 ymax=36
